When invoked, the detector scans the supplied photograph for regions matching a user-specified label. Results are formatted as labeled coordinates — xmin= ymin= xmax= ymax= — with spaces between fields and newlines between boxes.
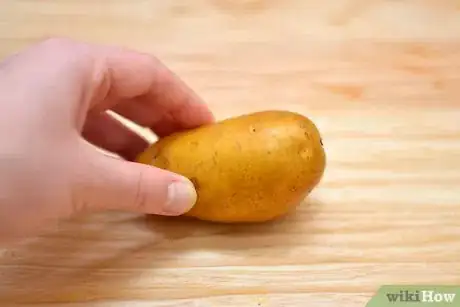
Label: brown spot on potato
xmin=298 ymin=145 xmax=312 ymax=160
xmin=154 ymin=155 xmax=170 ymax=169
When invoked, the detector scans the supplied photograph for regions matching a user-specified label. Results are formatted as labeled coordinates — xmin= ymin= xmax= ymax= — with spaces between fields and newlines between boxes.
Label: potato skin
xmin=136 ymin=110 xmax=326 ymax=223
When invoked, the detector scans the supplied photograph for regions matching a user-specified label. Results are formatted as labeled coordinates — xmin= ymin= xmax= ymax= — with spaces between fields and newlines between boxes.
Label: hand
xmin=0 ymin=38 xmax=214 ymax=243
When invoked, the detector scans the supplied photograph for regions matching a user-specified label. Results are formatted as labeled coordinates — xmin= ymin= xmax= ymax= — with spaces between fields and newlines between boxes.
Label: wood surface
xmin=0 ymin=0 xmax=460 ymax=306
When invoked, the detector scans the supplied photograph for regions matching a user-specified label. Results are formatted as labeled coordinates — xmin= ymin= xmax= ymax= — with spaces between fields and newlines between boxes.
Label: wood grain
xmin=0 ymin=0 xmax=459 ymax=306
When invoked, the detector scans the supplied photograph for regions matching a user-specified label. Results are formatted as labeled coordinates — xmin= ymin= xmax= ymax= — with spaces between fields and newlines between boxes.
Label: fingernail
xmin=163 ymin=180 xmax=197 ymax=215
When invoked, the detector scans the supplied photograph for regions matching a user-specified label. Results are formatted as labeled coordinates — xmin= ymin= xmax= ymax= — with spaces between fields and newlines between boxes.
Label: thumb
xmin=74 ymin=149 xmax=197 ymax=216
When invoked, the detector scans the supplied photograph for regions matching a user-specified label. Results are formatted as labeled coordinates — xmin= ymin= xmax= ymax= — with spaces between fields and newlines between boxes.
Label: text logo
xmin=366 ymin=285 xmax=459 ymax=306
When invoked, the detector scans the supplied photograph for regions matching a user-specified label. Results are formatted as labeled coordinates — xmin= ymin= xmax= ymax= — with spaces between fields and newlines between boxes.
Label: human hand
xmin=0 ymin=38 xmax=214 ymax=243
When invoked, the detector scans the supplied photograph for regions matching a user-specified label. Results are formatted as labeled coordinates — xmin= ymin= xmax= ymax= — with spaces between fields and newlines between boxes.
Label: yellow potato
xmin=136 ymin=110 xmax=326 ymax=223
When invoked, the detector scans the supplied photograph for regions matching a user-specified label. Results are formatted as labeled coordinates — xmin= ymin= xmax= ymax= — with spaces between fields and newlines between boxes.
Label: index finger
xmin=89 ymin=45 xmax=215 ymax=136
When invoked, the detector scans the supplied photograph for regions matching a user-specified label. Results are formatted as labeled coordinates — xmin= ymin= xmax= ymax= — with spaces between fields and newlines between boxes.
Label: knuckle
xmin=132 ymin=168 xmax=151 ymax=211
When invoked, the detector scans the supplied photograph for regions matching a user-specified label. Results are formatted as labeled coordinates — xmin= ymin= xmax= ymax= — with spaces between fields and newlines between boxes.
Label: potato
xmin=136 ymin=110 xmax=326 ymax=223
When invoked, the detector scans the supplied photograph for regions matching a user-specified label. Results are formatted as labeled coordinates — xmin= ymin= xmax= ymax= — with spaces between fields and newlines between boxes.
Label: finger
xmin=82 ymin=111 xmax=148 ymax=161
xmin=111 ymin=95 xmax=215 ymax=137
xmin=74 ymin=145 xmax=197 ymax=215
xmin=87 ymin=46 xmax=215 ymax=136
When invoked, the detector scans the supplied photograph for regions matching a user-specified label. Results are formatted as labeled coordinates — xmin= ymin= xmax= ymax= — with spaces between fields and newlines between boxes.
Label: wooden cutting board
xmin=0 ymin=1 xmax=459 ymax=306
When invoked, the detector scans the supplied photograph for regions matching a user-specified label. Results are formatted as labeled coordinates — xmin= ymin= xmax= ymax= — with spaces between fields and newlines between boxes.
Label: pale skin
xmin=0 ymin=38 xmax=215 ymax=244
